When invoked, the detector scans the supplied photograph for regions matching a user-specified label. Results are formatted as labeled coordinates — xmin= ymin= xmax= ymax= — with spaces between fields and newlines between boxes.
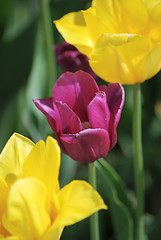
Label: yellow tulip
xmin=0 ymin=133 xmax=107 ymax=240
xmin=55 ymin=0 xmax=161 ymax=84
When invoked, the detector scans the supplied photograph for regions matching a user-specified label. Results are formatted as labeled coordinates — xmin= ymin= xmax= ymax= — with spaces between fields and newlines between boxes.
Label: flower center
xmin=82 ymin=121 xmax=91 ymax=130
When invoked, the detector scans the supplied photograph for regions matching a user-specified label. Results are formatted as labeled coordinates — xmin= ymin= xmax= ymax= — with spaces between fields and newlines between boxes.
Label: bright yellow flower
xmin=55 ymin=0 xmax=161 ymax=84
xmin=0 ymin=133 xmax=107 ymax=240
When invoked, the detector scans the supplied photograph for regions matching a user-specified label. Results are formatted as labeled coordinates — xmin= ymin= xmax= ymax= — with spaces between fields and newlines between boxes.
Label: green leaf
xmin=97 ymin=158 xmax=135 ymax=219
xmin=25 ymin=21 xmax=48 ymax=115
xmin=96 ymin=161 xmax=134 ymax=240
xmin=25 ymin=21 xmax=53 ymax=141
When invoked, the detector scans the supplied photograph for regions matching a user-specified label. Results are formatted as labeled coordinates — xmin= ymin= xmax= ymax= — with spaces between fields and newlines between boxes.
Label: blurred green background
xmin=1 ymin=0 xmax=161 ymax=239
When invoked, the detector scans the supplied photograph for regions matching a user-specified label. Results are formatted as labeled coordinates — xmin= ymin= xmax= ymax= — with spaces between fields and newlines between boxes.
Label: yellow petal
xmin=82 ymin=7 xmax=101 ymax=45
xmin=0 ymin=177 xmax=8 ymax=233
xmin=0 ymin=133 xmax=34 ymax=181
xmin=142 ymin=43 xmax=161 ymax=80
xmin=143 ymin=0 xmax=161 ymax=44
xmin=53 ymin=180 xmax=107 ymax=229
xmin=94 ymin=0 xmax=148 ymax=34
xmin=94 ymin=0 xmax=124 ymax=33
xmin=121 ymin=0 xmax=148 ymax=33
xmin=41 ymin=227 xmax=63 ymax=240
xmin=144 ymin=0 xmax=161 ymax=21
xmin=23 ymin=137 xmax=60 ymax=199
xmin=54 ymin=11 xmax=93 ymax=56
xmin=0 ymin=237 xmax=20 ymax=240
xmin=3 ymin=178 xmax=50 ymax=239
xmin=90 ymin=33 xmax=150 ymax=84
xmin=92 ymin=0 xmax=96 ymax=7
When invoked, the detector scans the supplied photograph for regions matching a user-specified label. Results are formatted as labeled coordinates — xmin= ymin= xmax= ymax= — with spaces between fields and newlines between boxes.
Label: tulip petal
xmin=54 ymin=101 xmax=82 ymax=134
xmin=0 ymin=177 xmax=8 ymax=233
xmin=33 ymin=98 xmax=56 ymax=132
xmin=52 ymin=71 xmax=99 ymax=121
xmin=1 ymin=237 xmax=20 ymax=240
xmin=94 ymin=0 xmax=122 ymax=33
xmin=146 ymin=3 xmax=161 ymax=43
xmin=41 ymin=227 xmax=63 ymax=240
xmin=0 ymin=237 xmax=20 ymax=240
xmin=144 ymin=0 xmax=161 ymax=21
xmin=93 ymin=0 xmax=148 ymax=33
xmin=3 ymin=178 xmax=50 ymax=239
xmin=23 ymin=137 xmax=61 ymax=202
xmin=100 ymin=83 xmax=125 ymax=149
xmin=0 ymin=133 xmax=34 ymax=181
xmin=53 ymin=180 xmax=107 ymax=228
xmin=82 ymin=7 xmax=101 ymax=44
xmin=90 ymin=33 xmax=150 ymax=84
xmin=121 ymin=0 xmax=148 ymax=32
xmin=88 ymin=91 xmax=110 ymax=131
xmin=142 ymin=43 xmax=161 ymax=80
xmin=54 ymin=11 xmax=93 ymax=56
xmin=60 ymin=129 xmax=110 ymax=163
xmin=34 ymin=99 xmax=65 ymax=152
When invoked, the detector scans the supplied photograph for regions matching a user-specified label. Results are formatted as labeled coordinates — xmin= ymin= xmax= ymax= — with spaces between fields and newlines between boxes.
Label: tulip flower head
xmin=55 ymin=0 xmax=161 ymax=84
xmin=0 ymin=133 xmax=107 ymax=239
xmin=34 ymin=70 xmax=124 ymax=163
xmin=54 ymin=41 xmax=99 ymax=80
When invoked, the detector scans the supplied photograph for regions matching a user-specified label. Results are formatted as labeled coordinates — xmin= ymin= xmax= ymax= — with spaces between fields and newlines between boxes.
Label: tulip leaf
xmin=96 ymin=161 xmax=134 ymax=240
xmin=25 ymin=21 xmax=53 ymax=141
xmin=97 ymin=158 xmax=135 ymax=219
xmin=25 ymin=21 xmax=48 ymax=116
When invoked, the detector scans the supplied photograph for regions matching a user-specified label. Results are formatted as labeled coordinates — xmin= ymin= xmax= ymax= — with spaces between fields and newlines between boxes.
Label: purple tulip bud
xmin=54 ymin=41 xmax=100 ymax=81
xmin=34 ymin=71 xmax=125 ymax=163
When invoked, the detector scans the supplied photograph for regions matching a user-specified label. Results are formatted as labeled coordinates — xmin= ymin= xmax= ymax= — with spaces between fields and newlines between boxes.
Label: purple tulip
xmin=54 ymin=41 xmax=100 ymax=81
xmin=33 ymin=71 xmax=125 ymax=163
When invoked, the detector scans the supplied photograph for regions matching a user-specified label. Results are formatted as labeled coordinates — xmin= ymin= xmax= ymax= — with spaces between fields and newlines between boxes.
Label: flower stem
xmin=133 ymin=84 xmax=144 ymax=240
xmin=88 ymin=162 xmax=100 ymax=240
xmin=39 ymin=0 xmax=56 ymax=95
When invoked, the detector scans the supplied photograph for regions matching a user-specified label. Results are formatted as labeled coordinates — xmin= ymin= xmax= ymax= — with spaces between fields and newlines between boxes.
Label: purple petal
xmin=33 ymin=98 xmax=56 ymax=132
xmin=88 ymin=91 xmax=110 ymax=131
xmin=56 ymin=51 xmax=82 ymax=72
xmin=75 ymin=70 xmax=99 ymax=109
xmin=60 ymin=129 xmax=110 ymax=163
xmin=53 ymin=101 xmax=82 ymax=134
xmin=54 ymin=41 xmax=77 ymax=56
xmin=52 ymin=71 xmax=99 ymax=122
xmin=33 ymin=98 xmax=66 ymax=153
xmin=100 ymin=83 xmax=125 ymax=149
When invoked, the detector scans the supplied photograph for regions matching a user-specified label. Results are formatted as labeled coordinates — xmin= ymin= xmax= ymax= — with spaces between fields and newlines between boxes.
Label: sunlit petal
xmin=41 ymin=227 xmax=63 ymax=240
xmin=53 ymin=180 xmax=107 ymax=228
xmin=3 ymin=178 xmax=50 ymax=239
xmin=90 ymin=33 xmax=150 ymax=84
xmin=54 ymin=11 xmax=93 ymax=56
xmin=0 ymin=133 xmax=34 ymax=181
xmin=23 ymin=137 xmax=61 ymax=199
xmin=142 ymin=43 xmax=161 ymax=80
xmin=0 ymin=177 xmax=8 ymax=233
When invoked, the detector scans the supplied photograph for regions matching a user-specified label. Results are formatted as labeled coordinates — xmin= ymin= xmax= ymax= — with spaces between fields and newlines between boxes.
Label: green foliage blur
xmin=1 ymin=0 xmax=161 ymax=239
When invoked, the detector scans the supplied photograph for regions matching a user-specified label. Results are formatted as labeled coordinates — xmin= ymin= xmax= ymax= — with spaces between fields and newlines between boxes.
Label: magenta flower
xmin=54 ymin=41 xmax=99 ymax=81
xmin=34 ymin=71 xmax=124 ymax=163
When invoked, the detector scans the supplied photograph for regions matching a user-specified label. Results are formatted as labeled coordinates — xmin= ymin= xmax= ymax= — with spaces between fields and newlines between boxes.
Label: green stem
xmin=133 ymin=84 xmax=144 ymax=240
xmin=39 ymin=0 xmax=56 ymax=95
xmin=88 ymin=162 xmax=100 ymax=240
